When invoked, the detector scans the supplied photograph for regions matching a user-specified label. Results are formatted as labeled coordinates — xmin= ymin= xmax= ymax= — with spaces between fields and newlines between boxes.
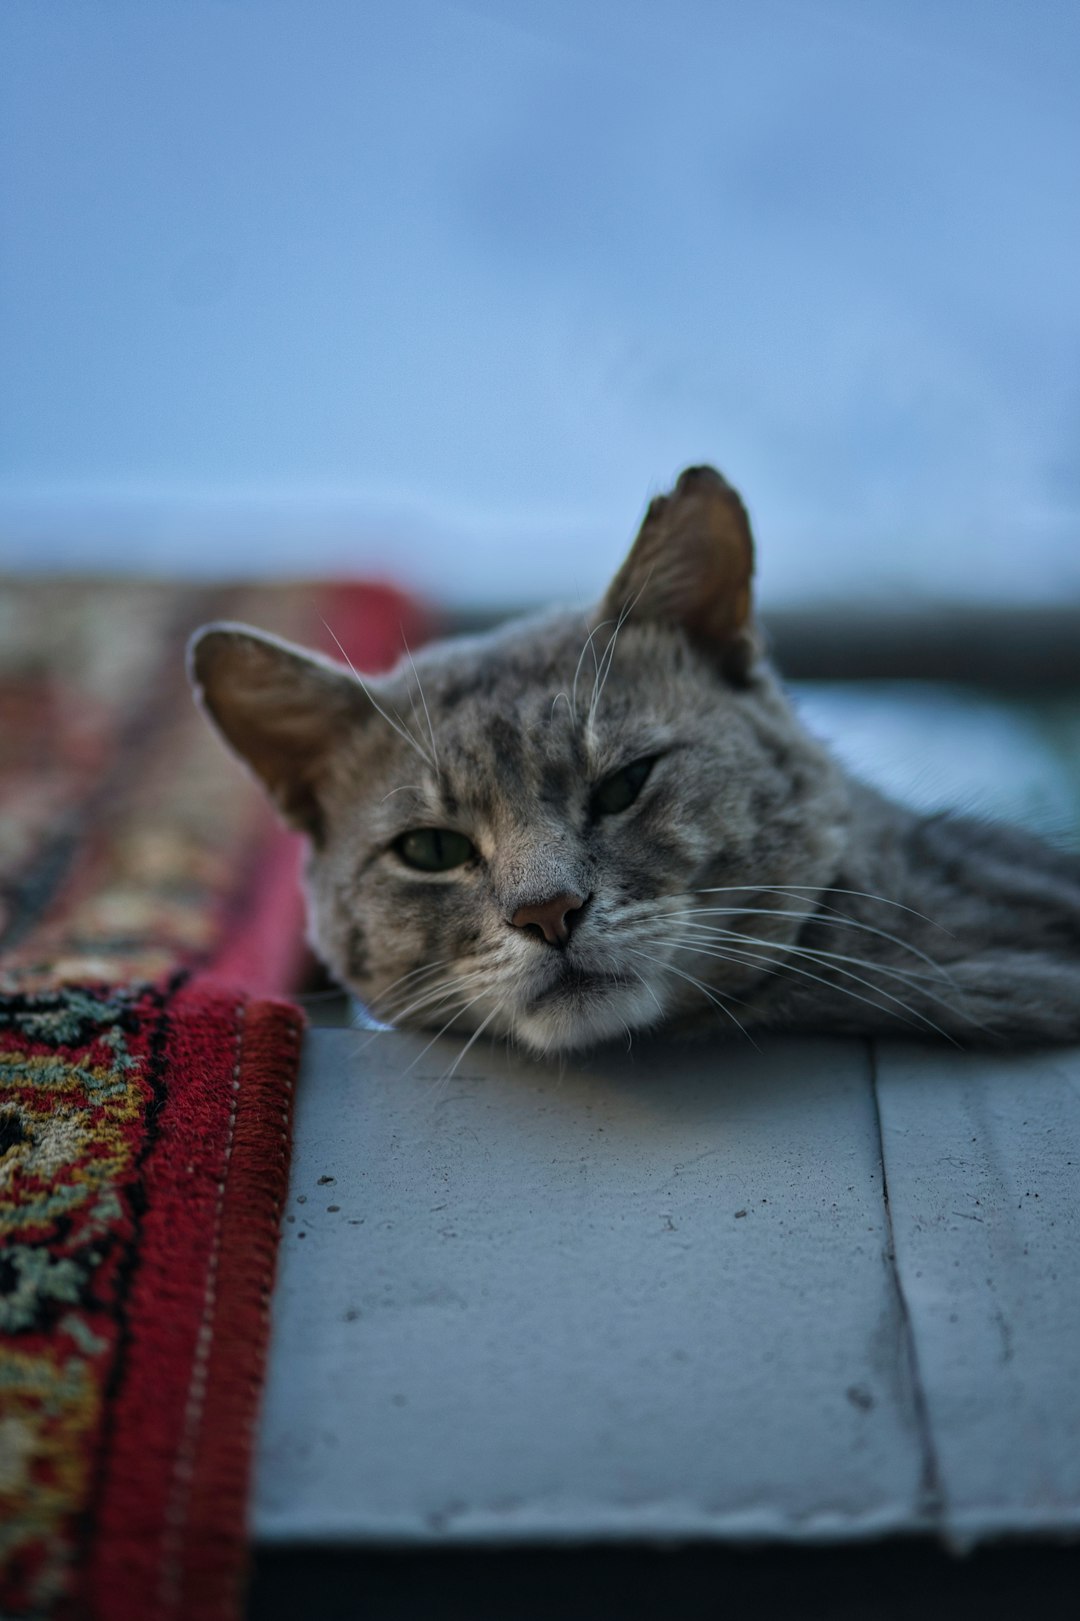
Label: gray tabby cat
xmin=189 ymin=467 xmax=1080 ymax=1055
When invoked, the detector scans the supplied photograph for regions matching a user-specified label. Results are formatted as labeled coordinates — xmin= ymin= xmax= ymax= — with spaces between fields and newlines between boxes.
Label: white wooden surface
xmin=875 ymin=1045 xmax=1080 ymax=1541
xmin=255 ymin=1032 xmax=928 ymax=1544
xmin=253 ymin=685 xmax=1080 ymax=1548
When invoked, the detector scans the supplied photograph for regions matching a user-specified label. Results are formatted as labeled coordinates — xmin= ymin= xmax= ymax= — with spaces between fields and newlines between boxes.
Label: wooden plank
xmin=254 ymin=1029 xmax=929 ymax=1545
xmin=805 ymin=684 xmax=1080 ymax=1538
xmin=873 ymin=1044 xmax=1080 ymax=1543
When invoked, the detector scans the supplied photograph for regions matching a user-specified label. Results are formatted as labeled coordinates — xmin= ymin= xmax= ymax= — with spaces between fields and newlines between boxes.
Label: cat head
xmin=189 ymin=467 xmax=849 ymax=1053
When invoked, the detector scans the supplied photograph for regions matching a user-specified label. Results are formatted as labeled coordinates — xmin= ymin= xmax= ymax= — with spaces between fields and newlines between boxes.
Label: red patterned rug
xmin=0 ymin=579 xmax=428 ymax=1620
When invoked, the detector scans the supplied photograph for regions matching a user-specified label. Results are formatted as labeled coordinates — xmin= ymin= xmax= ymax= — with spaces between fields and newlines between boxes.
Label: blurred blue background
xmin=2 ymin=0 xmax=1078 ymax=608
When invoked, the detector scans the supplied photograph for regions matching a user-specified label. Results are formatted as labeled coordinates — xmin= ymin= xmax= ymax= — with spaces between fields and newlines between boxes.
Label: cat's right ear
xmin=188 ymin=623 xmax=369 ymax=838
xmin=600 ymin=465 xmax=759 ymax=683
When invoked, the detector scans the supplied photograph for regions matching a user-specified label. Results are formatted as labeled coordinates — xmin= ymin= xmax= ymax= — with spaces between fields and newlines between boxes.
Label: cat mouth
xmin=527 ymin=966 xmax=633 ymax=1009
xmin=514 ymin=961 xmax=661 ymax=1054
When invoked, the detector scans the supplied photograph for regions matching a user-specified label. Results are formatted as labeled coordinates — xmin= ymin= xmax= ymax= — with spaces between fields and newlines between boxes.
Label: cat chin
xmin=509 ymin=983 xmax=665 ymax=1057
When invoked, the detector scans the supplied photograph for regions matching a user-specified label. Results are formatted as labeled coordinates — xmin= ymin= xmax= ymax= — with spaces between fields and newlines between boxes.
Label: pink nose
xmin=510 ymin=892 xmax=586 ymax=947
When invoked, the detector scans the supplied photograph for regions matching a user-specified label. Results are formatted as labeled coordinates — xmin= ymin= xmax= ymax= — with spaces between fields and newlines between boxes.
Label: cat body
xmin=190 ymin=468 xmax=1080 ymax=1055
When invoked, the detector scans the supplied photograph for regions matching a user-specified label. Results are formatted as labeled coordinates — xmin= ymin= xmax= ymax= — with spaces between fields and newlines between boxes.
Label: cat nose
xmin=510 ymin=892 xmax=587 ymax=948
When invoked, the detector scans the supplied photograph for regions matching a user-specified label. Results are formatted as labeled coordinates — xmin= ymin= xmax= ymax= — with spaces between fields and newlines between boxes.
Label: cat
xmin=188 ymin=466 xmax=1080 ymax=1056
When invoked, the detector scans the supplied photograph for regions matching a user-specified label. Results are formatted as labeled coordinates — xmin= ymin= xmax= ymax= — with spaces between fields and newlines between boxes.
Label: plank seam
xmin=867 ymin=1037 xmax=948 ymax=1536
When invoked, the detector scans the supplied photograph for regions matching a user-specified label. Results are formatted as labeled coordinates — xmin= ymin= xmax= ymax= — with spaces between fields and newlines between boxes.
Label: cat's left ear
xmin=600 ymin=465 xmax=759 ymax=682
xmin=188 ymin=623 xmax=370 ymax=838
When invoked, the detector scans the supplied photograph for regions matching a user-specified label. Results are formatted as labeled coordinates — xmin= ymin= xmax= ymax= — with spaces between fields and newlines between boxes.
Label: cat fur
xmin=188 ymin=467 xmax=1080 ymax=1055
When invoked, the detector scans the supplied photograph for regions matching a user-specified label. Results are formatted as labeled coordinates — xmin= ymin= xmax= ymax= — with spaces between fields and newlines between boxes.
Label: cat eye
xmin=394 ymin=828 xmax=476 ymax=872
xmin=591 ymin=756 xmax=657 ymax=817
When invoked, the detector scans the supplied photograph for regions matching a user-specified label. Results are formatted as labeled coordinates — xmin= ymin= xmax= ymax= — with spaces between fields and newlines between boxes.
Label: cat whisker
xmin=375 ymin=969 xmax=492 ymax=1030
xmin=570 ymin=617 xmax=615 ymax=730
xmin=648 ymin=932 xmax=961 ymax=1044
xmin=435 ymin=999 xmax=507 ymax=1090
xmin=586 ymin=575 xmax=652 ymax=734
xmin=400 ymin=630 xmax=441 ymax=775
xmin=609 ymin=898 xmax=954 ymax=996
xmin=403 ymin=673 xmax=426 ymax=764
xmin=670 ymin=901 xmax=955 ymax=981
xmin=366 ymin=957 xmax=454 ymax=1008
xmin=363 ymin=974 xmax=483 ymax=1037
xmin=656 ymin=925 xmax=982 ymax=1029
xmin=693 ymin=883 xmax=955 ymax=937
xmin=380 ymin=784 xmax=427 ymax=804
xmin=657 ymin=933 xmax=933 ymax=1033
xmin=625 ymin=946 xmax=759 ymax=1049
xmin=587 ymin=620 xmax=624 ymax=733
xmin=320 ymin=614 xmax=435 ymax=770
xmin=666 ymin=915 xmax=957 ymax=989
xmin=350 ymin=961 xmax=451 ymax=1030
xmin=353 ymin=982 xmax=472 ymax=1048
xmin=402 ymin=990 xmax=495 ymax=1080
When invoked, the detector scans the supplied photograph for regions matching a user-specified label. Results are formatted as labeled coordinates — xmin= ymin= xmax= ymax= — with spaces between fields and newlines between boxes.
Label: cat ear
xmin=601 ymin=465 xmax=758 ymax=682
xmin=188 ymin=623 xmax=369 ymax=838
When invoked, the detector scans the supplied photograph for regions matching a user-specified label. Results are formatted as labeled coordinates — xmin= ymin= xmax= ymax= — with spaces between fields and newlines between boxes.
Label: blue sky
xmin=2 ymin=0 xmax=1078 ymax=606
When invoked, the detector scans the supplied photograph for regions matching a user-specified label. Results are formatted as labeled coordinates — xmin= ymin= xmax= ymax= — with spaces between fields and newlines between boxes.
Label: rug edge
xmin=176 ymin=991 xmax=303 ymax=1621
xmin=84 ymin=984 xmax=304 ymax=1621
